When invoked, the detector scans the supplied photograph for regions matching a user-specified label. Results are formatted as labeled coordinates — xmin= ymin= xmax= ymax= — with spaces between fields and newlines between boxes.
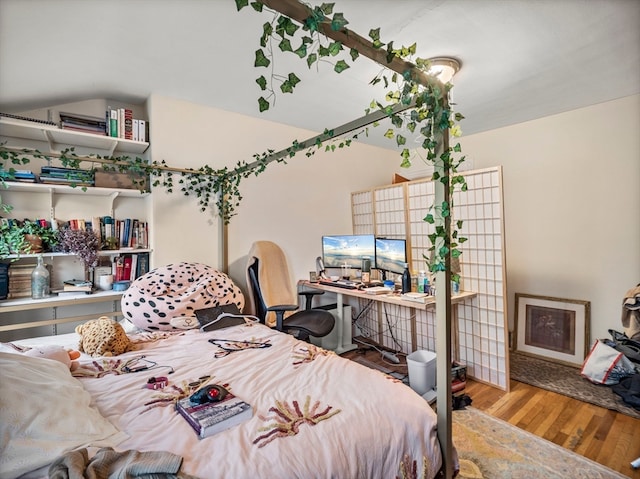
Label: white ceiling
xmin=1 ymin=0 xmax=639 ymax=150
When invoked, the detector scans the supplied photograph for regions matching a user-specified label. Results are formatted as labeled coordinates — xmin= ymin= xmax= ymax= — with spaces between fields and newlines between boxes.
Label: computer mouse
xmin=189 ymin=384 xmax=229 ymax=404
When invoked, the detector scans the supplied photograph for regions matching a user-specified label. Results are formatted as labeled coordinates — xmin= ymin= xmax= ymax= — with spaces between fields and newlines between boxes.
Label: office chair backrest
xmin=245 ymin=241 xmax=297 ymax=327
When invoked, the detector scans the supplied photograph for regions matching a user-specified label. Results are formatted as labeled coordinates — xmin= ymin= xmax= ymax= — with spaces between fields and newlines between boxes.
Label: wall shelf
xmin=0 ymin=117 xmax=149 ymax=155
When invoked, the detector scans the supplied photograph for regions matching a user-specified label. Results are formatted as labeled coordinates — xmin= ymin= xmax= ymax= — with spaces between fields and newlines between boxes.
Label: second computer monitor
xmin=374 ymin=237 xmax=407 ymax=276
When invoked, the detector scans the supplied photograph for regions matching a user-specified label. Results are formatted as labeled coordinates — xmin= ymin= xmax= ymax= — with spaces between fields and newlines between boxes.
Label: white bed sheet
xmin=14 ymin=323 xmax=447 ymax=478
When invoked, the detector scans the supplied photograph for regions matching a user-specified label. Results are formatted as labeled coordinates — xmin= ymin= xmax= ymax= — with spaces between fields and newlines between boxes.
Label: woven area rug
xmin=510 ymin=351 xmax=640 ymax=419
xmin=452 ymin=407 xmax=627 ymax=479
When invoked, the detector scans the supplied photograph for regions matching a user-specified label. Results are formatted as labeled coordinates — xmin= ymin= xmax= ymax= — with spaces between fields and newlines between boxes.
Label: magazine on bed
xmin=175 ymin=389 xmax=253 ymax=439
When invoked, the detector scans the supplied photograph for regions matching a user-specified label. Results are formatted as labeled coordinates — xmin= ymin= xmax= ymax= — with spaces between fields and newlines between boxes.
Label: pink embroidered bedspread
xmin=15 ymin=323 xmax=446 ymax=478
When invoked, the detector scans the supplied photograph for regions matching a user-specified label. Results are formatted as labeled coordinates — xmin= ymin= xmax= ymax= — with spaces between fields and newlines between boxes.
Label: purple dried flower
xmin=56 ymin=228 xmax=99 ymax=268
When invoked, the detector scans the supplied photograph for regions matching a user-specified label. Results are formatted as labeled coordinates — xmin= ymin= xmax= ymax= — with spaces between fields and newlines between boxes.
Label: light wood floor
xmin=342 ymin=343 xmax=640 ymax=477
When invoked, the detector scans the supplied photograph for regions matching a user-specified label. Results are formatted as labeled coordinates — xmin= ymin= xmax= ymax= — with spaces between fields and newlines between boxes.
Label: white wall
xmin=147 ymin=94 xmax=401 ymax=293
xmin=458 ymin=94 xmax=640 ymax=342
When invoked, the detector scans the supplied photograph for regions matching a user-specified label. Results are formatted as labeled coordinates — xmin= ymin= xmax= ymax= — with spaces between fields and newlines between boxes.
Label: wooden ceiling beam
xmin=260 ymin=0 xmax=440 ymax=90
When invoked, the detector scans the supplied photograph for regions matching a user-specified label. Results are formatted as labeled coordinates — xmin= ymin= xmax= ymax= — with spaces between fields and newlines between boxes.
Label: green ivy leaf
xmin=319 ymin=2 xmax=334 ymax=14
xmin=307 ymin=53 xmax=317 ymax=68
xmin=350 ymin=48 xmax=359 ymax=61
xmin=279 ymin=38 xmax=293 ymax=52
xmin=396 ymin=134 xmax=406 ymax=146
xmin=287 ymin=72 xmax=300 ymax=87
xmin=407 ymin=121 xmax=416 ymax=133
xmin=384 ymin=129 xmax=395 ymax=139
xmin=276 ymin=16 xmax=299 ymax=37
xmin=400 ymin=156 xmax=411 ymax=169
xmin=331 ymin=12 xmax=348 ymax=30
xmin=369 ymin=28 xmax=385 ymax=49
xmin=302 ymin=36 xmax=313 ymax=44
xmin=328 ymin=41 xmax=342 ymax=56
xmin=256 ymin=75 xmax=267 ymax=91
xmin=261 ymin=22 xmax=273 ymax=43
xmin=280 ymin=80 xmax=293 ymax=93
xmin=334 ymin=60 xmax=350 ymax=73
xmin=235 ymin=0 xmax=249 ymax=11
xmin=294 ymin=43 xmax=307 ymax=58
xmin=250 ymin=1 xmax=263 ymax=12
xmin=254 ymin=49 xmax=270 ymax=68
xmin=258 ymin=97 xmax=270 ymax=112
xmin=455 ymin=112 xmax=465 ymax=121
xmin=424 ymin=214 xmax=435 ymax=224
xmin=453 ymin=143 xmax=462 ymax=152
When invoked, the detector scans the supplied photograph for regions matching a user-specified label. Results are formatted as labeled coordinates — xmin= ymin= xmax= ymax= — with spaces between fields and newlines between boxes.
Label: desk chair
xmin=246 ymin=241 xmax=334 ymax=341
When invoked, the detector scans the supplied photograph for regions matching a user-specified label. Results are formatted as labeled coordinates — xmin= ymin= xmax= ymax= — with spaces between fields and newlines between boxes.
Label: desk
xmin=299 ymin=280 xmax=476 ymax=355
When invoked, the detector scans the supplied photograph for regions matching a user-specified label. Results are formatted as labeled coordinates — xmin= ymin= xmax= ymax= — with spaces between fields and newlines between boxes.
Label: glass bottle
xmin=31 ymin=254 xmax=50 ymax=299
xmin=417 ymin=270 xmax=427 ymax=293
xmin=401 ymin=263 xmax=411 ymax=294
xmin=361 ymin=256 xmax=371 ymax=283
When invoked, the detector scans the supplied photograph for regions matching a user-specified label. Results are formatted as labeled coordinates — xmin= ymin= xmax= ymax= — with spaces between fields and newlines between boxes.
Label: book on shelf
xmin=63 ymin=283 xmax=93 ymax=292
xmin=63 ymin=279 xmax=92 ymax=292
xmin=53 ymin=289 xmax=93 ymax=296
xmin=109 ymin=109 xmax=118 ymax=138
xmin=122 ymin=255 xmax=133 ymax=282
xmin=135 ymin=252 xmax=150 ymax=278
xmin=175 ymin=390 xmax=253 ymax=439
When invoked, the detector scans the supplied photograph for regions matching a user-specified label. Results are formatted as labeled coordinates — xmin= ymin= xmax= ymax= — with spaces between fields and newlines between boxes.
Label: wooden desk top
xmin=298 ymin=280 xmax=476 ymax=311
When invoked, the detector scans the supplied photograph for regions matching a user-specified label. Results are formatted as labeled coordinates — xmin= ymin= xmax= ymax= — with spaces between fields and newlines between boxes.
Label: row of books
xmin=0 ymin=169 xmax=37 ymax=183
xmin=65 ymin=216 xmax=149 ymax=250
xmin=40 ymin=166 xmax=95 ymax=187
xmin=56 ymin=110 xmax=149 ymax=143
xmin=2 ymin=263 xmax=41 ymax=299
xmin=112 ymin=252 xmax=150 ymax=282
xmin=60 ymin=112 xmax=107 ymax=136
xmin=106 ymin=108 xmax=148 ymax=142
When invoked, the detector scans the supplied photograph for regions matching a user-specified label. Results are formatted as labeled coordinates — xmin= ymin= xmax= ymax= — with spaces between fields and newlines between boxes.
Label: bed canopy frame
xmin=227 ymin=1 xmax=458 ymax=475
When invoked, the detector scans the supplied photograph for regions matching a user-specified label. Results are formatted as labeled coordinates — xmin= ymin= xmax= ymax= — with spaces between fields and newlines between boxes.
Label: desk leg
xmin=334 ymin=291 xmax=357 ymax=355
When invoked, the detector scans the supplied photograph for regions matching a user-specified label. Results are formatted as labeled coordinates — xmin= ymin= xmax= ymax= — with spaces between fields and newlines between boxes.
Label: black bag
xmin=609 ymin=329 xmax=640 ymax=364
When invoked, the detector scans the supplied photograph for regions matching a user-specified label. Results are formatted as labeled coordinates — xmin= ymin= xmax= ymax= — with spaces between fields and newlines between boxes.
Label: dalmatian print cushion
xmin=121 ymin=262 xmax=245 ymax=331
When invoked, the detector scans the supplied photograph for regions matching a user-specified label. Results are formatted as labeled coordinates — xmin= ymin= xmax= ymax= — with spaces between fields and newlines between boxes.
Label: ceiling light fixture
xmin=426 ymin=57 xmax=461 ymax=84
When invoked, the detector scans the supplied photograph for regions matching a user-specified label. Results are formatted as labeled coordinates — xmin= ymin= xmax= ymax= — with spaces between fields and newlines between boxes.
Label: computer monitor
xmin=374 ymin=237 xmax=407 ymax=279
xmin=321 ymin=234 xmax=375 ymax=269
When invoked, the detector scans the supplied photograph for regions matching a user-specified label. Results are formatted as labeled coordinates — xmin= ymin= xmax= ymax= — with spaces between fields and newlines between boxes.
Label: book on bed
xmin=175 ymin=391 xmax=253 ymax=439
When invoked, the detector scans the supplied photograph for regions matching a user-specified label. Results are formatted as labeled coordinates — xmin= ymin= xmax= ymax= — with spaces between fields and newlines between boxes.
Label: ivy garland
xmin=0 ymin=0 xmax=467 ymax=278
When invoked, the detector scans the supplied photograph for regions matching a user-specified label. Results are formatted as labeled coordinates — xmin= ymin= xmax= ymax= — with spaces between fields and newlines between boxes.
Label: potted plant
xmin=55 ymin=228 xmax=100 ymax=274
xmin=0 ymin=222 xmax=27 ymax=259
xmin=20 ymin=220 xmax=59 ymax=254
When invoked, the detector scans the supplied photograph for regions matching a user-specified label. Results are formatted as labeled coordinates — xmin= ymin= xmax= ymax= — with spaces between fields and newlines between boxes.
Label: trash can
xmin=407 ymin=350 xmax=437 ymax=395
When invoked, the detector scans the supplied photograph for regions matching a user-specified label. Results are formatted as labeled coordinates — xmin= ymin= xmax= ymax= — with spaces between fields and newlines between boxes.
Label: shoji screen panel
xmin=373 ymin=184 xmax=407 ymax=239
xmin=453 ymin=167 xmax=509 ymax=389
xmin=351 ymin=167 xmax=509 ymax=390
xmin=351 ymin=190 xmax=374 ymax=235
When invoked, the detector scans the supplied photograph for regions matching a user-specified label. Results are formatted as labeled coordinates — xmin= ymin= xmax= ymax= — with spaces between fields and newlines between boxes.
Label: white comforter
xmin=12 ymin=323 xmax=445 ymax=479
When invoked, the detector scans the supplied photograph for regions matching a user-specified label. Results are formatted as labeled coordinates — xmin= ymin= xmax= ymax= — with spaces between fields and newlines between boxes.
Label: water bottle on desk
xmin=401 ymin=263 xmax=411 ymax=294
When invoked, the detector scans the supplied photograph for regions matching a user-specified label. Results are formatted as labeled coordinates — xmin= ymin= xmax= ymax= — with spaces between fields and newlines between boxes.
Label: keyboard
xmin=319 ymin=280 xmax=359 ymax=290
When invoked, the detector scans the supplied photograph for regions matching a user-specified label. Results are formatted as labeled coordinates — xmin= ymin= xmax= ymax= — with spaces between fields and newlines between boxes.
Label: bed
xmin=0 ymin=320 xmax=452 ymax=479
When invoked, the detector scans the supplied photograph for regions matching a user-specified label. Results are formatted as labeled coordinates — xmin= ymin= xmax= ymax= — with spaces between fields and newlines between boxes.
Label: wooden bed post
xmin=236 ymin=3 xmax=457 ymax=474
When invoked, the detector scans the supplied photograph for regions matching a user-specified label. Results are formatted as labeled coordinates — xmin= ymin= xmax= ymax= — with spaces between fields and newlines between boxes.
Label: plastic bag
xmin=580 ymin=339 xmax=636 ymax=385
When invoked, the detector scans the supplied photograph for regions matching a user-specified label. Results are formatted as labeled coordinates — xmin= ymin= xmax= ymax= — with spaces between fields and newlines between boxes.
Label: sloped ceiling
xmin=0 ymin=0 xmax=638 ymax=150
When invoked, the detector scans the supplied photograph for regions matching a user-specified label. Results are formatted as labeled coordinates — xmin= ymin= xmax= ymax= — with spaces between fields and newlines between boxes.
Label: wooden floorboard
xmin=341 ymin=341 xmax=640 ymax=477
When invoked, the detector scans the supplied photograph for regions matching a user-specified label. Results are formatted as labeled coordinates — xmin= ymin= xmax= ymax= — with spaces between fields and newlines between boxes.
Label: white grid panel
xmin=407 ymin=180 xmax=436 ymax=273
xmin=453 ymin=168 xmax=508 ymax=389
xmin=351 ymin=167 xmax=508 ymax=390
xmin=351 ymin=190 xmax=374 ymax=235
xmin=373 ymin=184 xmax=407 ymax=239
